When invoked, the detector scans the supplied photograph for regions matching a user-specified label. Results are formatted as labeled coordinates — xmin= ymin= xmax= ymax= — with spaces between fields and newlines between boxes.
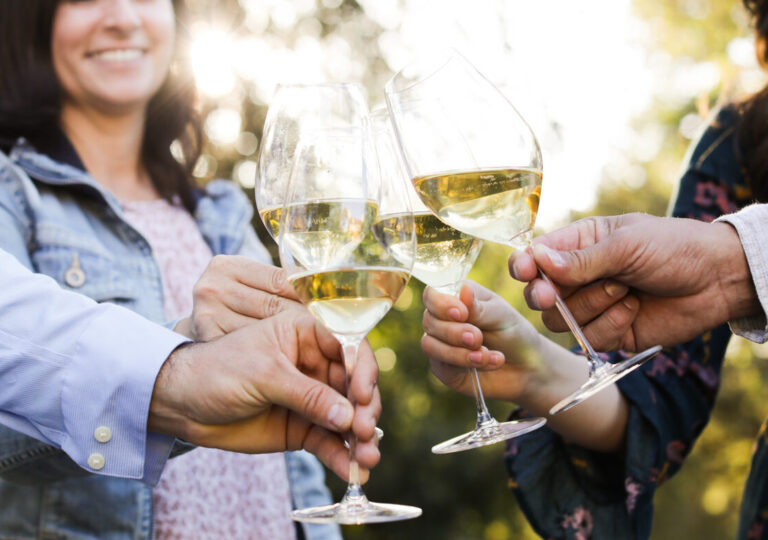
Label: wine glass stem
xmin=537 ymin=270 xmax=604 ymax=374
xmin=340 ymin=340 xmax=366 ymax=504
xmin=441 ymin=283 xmax=494 ymax=426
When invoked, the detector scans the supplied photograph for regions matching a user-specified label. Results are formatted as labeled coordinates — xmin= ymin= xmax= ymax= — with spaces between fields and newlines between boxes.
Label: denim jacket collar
xmin=10 ymin=137 xmax=127 ymax=218
xmin=8 ymin=137 xmax=254 ymax=257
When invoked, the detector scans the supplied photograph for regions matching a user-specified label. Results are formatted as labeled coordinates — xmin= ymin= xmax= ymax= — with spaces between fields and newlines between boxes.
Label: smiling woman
xmin=0 ymin=0 xmax=201 ymax=211
xmin=52 ymin=0 xmax=175 ymax=112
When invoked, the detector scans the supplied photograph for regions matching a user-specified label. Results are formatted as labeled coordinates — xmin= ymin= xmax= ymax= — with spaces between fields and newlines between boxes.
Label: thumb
xmin=271 ymin=371 xmax=354 ymax=433
xmin=460 ymin=282 xmax=499 ymax=329
xmin=532 ymin=239 xmax=620 ymax=287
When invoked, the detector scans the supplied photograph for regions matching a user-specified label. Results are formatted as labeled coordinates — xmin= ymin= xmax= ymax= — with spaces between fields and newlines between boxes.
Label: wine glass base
xmin=431 ymin=417 xmax=547 ymax=454
xmin=549 ymin=345 xmax=663 ymax=415
xmin=291 ymin=500 xmax=422 ymax=525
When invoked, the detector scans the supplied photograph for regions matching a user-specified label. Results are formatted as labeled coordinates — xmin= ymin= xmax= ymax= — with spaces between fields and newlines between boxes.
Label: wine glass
xmin=370 ymin=107 xmax=546 ymax=453
xmin=385 ymin=50 xmax=661 ymax=417
xmin=278 ymin=126 xmax=422 ymax=524
xmin=256 ymin=83 xmax=368 ymax=239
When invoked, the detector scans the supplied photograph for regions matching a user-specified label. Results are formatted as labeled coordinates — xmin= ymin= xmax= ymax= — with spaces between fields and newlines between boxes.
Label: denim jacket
xmin=0 ymin=138 xmax=340 ymax=540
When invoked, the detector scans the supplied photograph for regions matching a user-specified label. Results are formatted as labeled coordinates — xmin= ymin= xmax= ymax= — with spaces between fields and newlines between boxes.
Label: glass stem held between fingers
xmin=531 ymin=254 xmax=663 ymax=416
xmin=439 ymin=284 xmax=495 ymax=428
xmin=341 ymin=340 xmax=366 ymax=507
xmin=537 ymin=272 xmax=602 ymax=370
xmin=429 ymin=284 xmax=546 ymax=454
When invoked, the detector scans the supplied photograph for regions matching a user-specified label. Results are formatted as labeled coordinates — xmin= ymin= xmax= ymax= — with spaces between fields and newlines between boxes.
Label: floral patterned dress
xmin=504 ymin=105 xmax=768 ymax=539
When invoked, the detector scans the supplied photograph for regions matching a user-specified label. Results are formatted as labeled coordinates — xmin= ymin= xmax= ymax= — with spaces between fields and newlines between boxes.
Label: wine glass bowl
xmin=386 ymin=51 xmax=543 ymax=248
xmin=256 ymin=83 xmax=368 ymax=240
xmin=369 ymin=108 xmax=483 ymax=296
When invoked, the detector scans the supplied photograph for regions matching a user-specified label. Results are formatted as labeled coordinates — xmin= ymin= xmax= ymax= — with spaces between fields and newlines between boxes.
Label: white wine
xmin=259 ymin=206 xmax=282 ymax=239
xmin=375 ymin=212 xmax=481 ymax=292
xmin=290 ymin=267 xmax=409 ymax=336
xmin=412 ymin=168 xmax=542 ymax=247
xmin=275 ymin=199 xmax=378 ymax=269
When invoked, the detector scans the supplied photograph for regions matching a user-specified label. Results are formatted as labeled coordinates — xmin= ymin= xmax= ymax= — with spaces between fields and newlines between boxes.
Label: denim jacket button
xmin=94 ymin=426 xmax=112 ymax=443
xmin=87 ymin=453 xmax=105 ymax=470
xmin=65 ymin=253 xmax=86 ymax=288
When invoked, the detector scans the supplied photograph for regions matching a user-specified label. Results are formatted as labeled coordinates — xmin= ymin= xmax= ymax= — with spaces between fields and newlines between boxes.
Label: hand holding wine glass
xmin=278 ymin=126 xmax=421 ymax=524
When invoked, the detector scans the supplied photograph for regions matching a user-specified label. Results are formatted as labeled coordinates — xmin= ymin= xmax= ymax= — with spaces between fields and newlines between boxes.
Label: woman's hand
xmin=175 ymin=255 xmax=304 ymax=341
xmin=421 ymin=280 xmax=630 ymax=452
xmin=421 ymin=281 xmax=547 ymax=403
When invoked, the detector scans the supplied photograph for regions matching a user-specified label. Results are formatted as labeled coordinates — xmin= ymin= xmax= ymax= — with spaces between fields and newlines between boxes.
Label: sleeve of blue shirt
xmin=0 ymin=248 xmax=189 ymax=484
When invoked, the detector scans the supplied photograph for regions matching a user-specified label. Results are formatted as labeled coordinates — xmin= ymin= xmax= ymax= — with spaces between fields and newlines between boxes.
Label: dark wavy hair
xmin=0 ymin=0 xmax=202 ymax=212
xmin=738 ymin=0 xmax=768 ymax=202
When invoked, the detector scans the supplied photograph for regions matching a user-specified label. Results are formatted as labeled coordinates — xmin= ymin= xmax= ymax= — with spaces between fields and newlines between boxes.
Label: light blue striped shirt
xmin=0 ymin=248 xmax=188 ymax=484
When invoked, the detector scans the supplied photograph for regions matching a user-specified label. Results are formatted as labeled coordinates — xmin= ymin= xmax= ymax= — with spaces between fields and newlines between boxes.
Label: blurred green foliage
xmin=190 ymin=0 xmax=767 ymax=538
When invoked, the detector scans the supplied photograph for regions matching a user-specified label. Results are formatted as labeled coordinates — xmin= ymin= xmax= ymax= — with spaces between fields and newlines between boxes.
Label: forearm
xmin=516 ymin=337 xmax=628 ymax=453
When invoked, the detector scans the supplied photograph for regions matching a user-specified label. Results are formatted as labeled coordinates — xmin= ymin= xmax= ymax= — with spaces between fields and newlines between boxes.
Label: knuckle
xmin=573 ymin=291 xmax=598 ymax=319
xmin=420 ymin=333 xmax=432 ymax=354
xmin=541 ymin=308 xmax=564 ymax=332
xmin=300 ymin=383 xmax=327 ymax=416
xmin=193 ymin=278 xmax=215 ymax=300
xmin=208 ymin=255 xmax=231 ymax=273
xmin=569 ymin=248 xmax=590 ymax=276
xmin=421 ymin=310 xmax=433 ymax=334
xmin=265 ymin=294 xmax=282 ymax=318
xmin=270 ymin=266 xmax=289 ymax=293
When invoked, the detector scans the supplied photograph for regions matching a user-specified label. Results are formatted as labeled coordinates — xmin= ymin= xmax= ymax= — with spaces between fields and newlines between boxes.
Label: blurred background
xmin=181 ymin=0 xmax=768 ymax=537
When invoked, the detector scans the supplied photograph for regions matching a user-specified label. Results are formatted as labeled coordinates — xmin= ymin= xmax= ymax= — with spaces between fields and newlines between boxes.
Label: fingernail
xmin=448 ymin=308 xmax=462 ymax=321
xmin=510 ymin=256 xmax=524 ymax=279
xmin=461 ymin=332 xmax=475 ymax=347
xmin=529 ymin=286 xmax=541 ymax=309
xmin=603 ymin=281 xmax=627 ymax=297
xmin=328 ymin=403 xmax=352 ymax=430
xmin=468 ymin=351 xmax=483 ymax=365
xmin=622 ymin=298 xmax=636 ymax=311
xmin=534 ymin=244 xmax=566 ymax=268
xmin=490 ymin=351 xmax=505 ymax=365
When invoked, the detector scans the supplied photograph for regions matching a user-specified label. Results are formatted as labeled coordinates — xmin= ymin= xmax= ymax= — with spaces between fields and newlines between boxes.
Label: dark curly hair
xmin=0 ymin=0 xmax=202 ymax=212
xmin=737 ymin=0 xmax=768 ymax=202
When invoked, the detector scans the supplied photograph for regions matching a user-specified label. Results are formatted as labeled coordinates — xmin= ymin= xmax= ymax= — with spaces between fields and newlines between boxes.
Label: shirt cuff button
xmin=87 ymin=453 xmax=105 ymax=470
xmin=94 ymin=426 xmax=112 ymax=443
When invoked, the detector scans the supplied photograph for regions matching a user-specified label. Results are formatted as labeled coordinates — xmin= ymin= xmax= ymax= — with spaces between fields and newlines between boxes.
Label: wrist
xmin=514 ymin=337 xmax=589 ymax=410
xmin=173 ymin=317 xmax=194 ymax=339
xmin=147 ymin=343 xmax=194 ymax=439
xmin=712 ymin=221 xmax=762 ymax=322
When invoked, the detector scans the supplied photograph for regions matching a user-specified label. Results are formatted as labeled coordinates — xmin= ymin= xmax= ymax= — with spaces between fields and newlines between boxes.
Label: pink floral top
xmin=121 ymin=198 xmax=296 ymax=540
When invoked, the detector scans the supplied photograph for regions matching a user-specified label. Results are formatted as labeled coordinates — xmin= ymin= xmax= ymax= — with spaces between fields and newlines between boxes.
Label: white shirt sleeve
xmin=0 ymin=248 xmax=189 ymax=483
xmin=716 ymin=204 xmax=768 ymax=343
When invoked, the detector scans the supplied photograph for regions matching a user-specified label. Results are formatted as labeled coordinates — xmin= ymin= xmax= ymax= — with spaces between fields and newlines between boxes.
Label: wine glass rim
xmin=384 ymin=48 xmax=464 ymax=96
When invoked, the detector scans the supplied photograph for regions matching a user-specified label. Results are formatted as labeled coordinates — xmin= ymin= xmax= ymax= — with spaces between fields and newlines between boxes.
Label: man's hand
xmin=150 ymin=310 xmax=381 ymax=483
xmin=508 ymin=213 xmax=760 ymax=351
xmin=175 ymin=256 xmax=303 ymax=341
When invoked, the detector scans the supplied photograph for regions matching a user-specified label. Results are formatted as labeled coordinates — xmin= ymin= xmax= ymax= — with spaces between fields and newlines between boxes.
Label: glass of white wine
xmin=256 ymin=83 xmax=368 ymax=239
xmin=279 ymin=126 xmax=422 ymax=524
xmin=369 ymin=108 xmax=546 ymax=453
xmin=385 ymin=50 xmax=661 ymax=418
